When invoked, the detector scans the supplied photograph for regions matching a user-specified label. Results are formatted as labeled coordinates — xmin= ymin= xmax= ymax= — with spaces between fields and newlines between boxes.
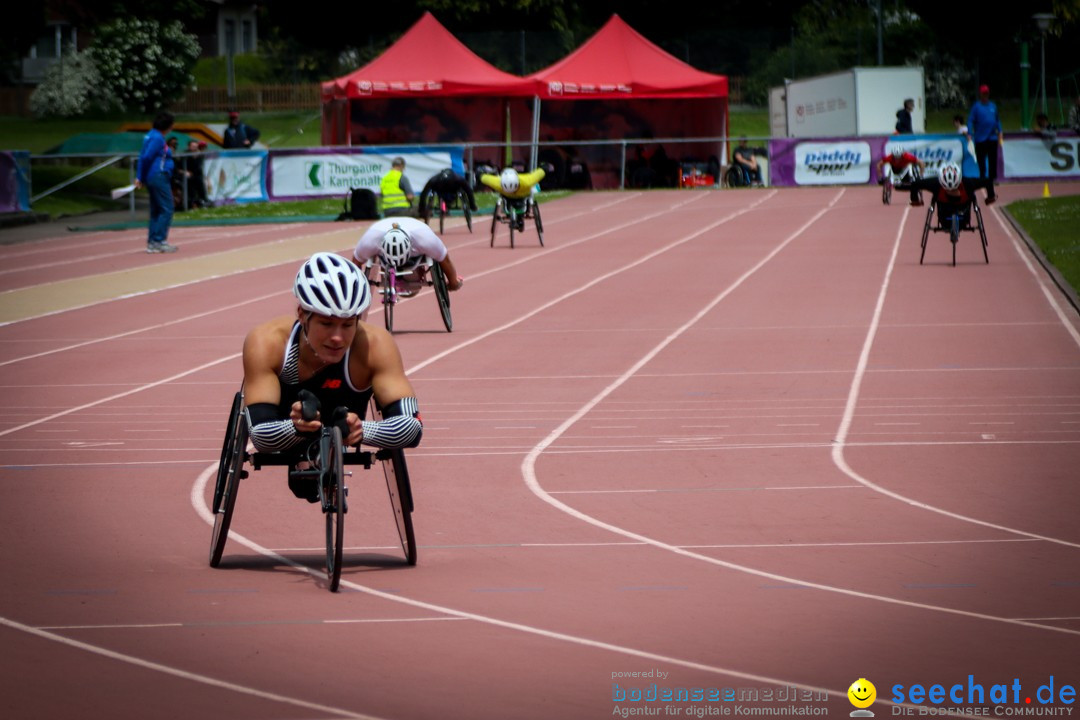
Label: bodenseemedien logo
xmin=849 ymin=678 xmax=877 ymax=717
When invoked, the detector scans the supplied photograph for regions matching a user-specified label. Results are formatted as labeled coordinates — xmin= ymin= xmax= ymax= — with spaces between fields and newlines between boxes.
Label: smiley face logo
xmin=848 ymin=678 xmax=877 ymax=709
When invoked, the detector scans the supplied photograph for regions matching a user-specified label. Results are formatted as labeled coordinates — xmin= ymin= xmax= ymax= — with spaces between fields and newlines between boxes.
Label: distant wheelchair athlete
xmin=419 ymin=168 xmax=478 ymax=234
xmin=210 ymin=253 xmax=423 ymax=590
xmin=354 ymin=216 xmax=462 ymax=333
xmin=909 ymin=162 xmax=990 ymax=267
xmin=481 ymin=167 xmax=545 ymax=248
xmin=877 ymin=146 xmax=925 ymax=205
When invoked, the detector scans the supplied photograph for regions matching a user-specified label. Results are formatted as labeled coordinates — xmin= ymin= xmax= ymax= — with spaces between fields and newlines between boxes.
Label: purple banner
xmin=0 ymin=151 xmax=30 ymax=213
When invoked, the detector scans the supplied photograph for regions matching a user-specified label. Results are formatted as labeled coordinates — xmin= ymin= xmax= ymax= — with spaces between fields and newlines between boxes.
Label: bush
xmin=90 ymin=18 xmax=200 ymax=114
xmin=29 ymin=47 xmax=111 ymax=118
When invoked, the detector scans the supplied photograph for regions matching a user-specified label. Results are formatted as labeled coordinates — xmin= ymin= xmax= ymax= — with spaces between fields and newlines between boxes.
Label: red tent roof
xmin=528 ymin=15 xmax=728 ymax=100
xmin=322 ymin=13 xmax=534 ymax=100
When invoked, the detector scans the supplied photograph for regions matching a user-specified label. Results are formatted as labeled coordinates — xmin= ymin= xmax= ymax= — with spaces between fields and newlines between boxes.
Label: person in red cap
xmin=966 ymin=84 xmax=1001 ymax=203
xmin=223 ymin=110 xmax=260 ymax=149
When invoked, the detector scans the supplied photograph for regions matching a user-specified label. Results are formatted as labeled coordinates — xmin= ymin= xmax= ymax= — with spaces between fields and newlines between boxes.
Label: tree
xmin=89 ymin=18 xmax=200 ymax=114
xmin=29 ymin=46 xmax=109 ymax=118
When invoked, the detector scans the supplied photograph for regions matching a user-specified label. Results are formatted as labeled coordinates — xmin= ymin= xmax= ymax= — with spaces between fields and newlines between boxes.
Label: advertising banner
xmin=1003 ymin=136 xmax=1080 ymax=179
xmin=881 ymin=135 xmax=974 ymax=181
xmin=787 ymin=141 xmax=872 ymax=185
xmin=203 ymin=150 xmax=268 ymax=204
xmin=268 ymin=147 xmax=464 ymax=201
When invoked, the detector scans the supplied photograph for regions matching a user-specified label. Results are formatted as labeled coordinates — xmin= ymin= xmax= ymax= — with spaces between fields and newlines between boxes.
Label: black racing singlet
xmin=278 ymin=322 xmax=373 ymax=421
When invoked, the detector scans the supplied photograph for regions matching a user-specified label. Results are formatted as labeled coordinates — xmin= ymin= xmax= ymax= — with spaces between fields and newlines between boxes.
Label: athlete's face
xmin=301 ymin=310 xmax=357 ymax=363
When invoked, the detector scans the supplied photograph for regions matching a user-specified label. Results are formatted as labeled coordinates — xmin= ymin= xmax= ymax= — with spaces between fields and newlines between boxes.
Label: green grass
xmin=1006 ymin=195 xmax=1080 ymax=297
xmin=30 ymin=162 xmax=134 ymax=218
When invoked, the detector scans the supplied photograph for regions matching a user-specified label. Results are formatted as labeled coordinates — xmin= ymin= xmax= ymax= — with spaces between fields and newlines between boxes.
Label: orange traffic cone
xmin=1043 ymin=182 xmax=1051 ymax=198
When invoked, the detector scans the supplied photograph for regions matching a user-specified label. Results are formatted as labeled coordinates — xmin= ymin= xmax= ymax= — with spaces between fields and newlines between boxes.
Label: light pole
xmin=1033 ymin=13 xmax=1055 ymax=115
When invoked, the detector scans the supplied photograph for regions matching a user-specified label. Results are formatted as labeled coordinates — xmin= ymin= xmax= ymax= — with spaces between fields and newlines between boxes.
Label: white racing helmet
xmin=294 ymin=252 xmax=370 ymax=317
xmin=380 ymin=223 xmax=412 ymax=269
xmin=891 ymin=146 xmax=904 ymax=159
xmin=500 ymin=168 xmax=520 ymax=194
xmin=939 ymin=162 xmax=962 ymax=191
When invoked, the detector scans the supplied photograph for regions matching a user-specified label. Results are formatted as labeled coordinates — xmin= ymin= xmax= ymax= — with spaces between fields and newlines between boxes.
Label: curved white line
xmin=0 ymin=614 xmax=381 ymax=719
xmin=519 ymin=191 xmax=1080 ymax=633
xmin=830 ymin=207 xmax=1080 ymax=548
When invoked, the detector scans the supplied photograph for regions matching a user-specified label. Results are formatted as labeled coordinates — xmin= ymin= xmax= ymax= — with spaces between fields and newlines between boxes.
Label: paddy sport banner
xmin=268 ymin=147 xmax=465 ymax=201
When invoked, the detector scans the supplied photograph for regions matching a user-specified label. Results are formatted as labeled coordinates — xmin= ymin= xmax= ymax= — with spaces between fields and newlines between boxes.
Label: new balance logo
xmin=322 ymin=379 xmax=342 ymax=389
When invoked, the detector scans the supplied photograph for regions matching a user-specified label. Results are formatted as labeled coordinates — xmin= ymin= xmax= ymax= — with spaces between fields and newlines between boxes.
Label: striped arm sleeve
xmin=247 ymin=405 xmax=307 ymax=453
xmin=361 ymin=397 xmax=423 ymax=449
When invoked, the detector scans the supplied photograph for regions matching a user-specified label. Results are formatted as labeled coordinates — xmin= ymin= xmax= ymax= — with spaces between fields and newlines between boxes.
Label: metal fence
xmin=171 ymin=84 xmax=322 ymax=113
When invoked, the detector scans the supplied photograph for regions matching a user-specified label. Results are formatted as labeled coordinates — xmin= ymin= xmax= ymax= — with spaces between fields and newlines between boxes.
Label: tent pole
xmin=530 ymin=96 xmax=540 ymax=171
xmin=620 ymin=141 xmax=626 ymax=190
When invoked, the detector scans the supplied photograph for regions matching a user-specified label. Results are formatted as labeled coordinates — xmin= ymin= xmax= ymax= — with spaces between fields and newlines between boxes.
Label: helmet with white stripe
xmin=380 ymin=224 xmax=412 ymax=269
xmin=293 ymin=252 xmax=369 ymax=317
xmin=939 ymin=163 xmax=962 ymax=191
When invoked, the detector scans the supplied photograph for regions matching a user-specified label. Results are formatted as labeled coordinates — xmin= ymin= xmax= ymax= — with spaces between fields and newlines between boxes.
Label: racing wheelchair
xmin=490 ymin=195 xmax=543 ymax=249
xmin=421 ymin=188 xmax=473 ymax=235
xmin=881 ymin=166 xmax=921 ymax=205
xmin=365 ymin=256 xmax=453 ymax=334
xmin=209 ymin=390 xmax=417 ymax=592
xmin=919 ymin=196 xmax=989 ymax=267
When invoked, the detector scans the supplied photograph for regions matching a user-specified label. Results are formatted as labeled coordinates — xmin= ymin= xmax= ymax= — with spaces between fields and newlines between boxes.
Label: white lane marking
xmin=831 ymin=209 xmax=1080 ymax=550
xmin=38 ymin=617 xmax=466 ymax=630
xmin=0 ymin=354 xmax=241 ymax=438
xmin=0 ymin=289 xmax=283 ymax=368
xmin=519 ymin=192 xmax=1080 ymax=634
xmin=993 ymin=206 xmax=1080 ymax=349
xmin=0 ymin=615 xmax=382 ymax=719
xmin=185 ymin=464 xmax=882 ymax=711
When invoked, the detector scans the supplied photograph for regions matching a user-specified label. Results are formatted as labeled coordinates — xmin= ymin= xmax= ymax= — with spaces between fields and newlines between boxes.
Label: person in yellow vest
xmin=479 ymin=167 xmax=545 ymax=231
xmin=380 ymin=157 xmax=415 ymax=217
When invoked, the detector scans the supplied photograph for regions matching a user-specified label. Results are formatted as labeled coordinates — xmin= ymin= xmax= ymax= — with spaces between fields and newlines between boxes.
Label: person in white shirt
xmin=354 ymin=216 xmax=464 ymax=293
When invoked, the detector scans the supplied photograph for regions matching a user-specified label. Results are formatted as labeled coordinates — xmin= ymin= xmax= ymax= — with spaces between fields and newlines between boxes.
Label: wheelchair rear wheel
xmin=533 ymin=200 xmax=544 ymax=246
xmin=210 ymin=391 xmax=248 ymax=567
xmin=320 ymin=426 xmax=346 ymax=592
xmin=461 ymin=191 xmax=473 ymax=232
xmin=974 ymin=204 xmax=989 ymax=263
xmin=431 ymin=262 xmax=453 ymax=332
xmin=919 ymin=205 xmax=933 ymax=265
xmin=489 ymin=200 xmax=500 ymax=247
xmin=950 ymin=215 xmax=959 ymax=267
xmin=882 ymin=179 xmax=892 ymax=205
xmin=380 ymin=447 xmax=417 ymax=566
xmin=382 ymin=279 xmax=394 ymax=333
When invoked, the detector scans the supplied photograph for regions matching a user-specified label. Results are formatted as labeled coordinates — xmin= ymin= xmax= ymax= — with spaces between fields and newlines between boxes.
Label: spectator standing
xmin=380 ymin=157 xmax=415 ymax=217
xmin=1068 ymin=94 xmax=1080 ymax=133
xmin=222 ymin=111 xmax=260 ymax=149
xmin=135 ymin=111 xmax=179 ymax=253
xmin=966 ymin=84 xmax=1001 ymax=203
xmin=895 ymin=98 xmax=915 ymax=134
xmin=179 ymin=140 xmax=210 ymax=210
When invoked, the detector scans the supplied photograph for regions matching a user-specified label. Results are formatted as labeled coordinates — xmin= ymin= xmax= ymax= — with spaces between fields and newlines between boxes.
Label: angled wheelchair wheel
xmin=882 ymin=179 xmax=892 ymax=205
xmin=438 ymin=197 xmax=447 ymax=235
xmin=950 ymin=215 xmax=959 ymax=267
xmin=460 ymin=191 xmax=473 ymax=232
xmin=974 ymin=204 xmax=989 ymax=263
xmin=320 ymin=425 xmax=346 ymax=592
xmin=919 ymin=204 xmax=933 ymax=265
xmin=210 ymin=391 xmax=249 ymax=567
xmin=431 ymin=262 xmax=453 ymax=332
xmin=490 ymin=200 xmax=500 ymax=247
xmin=508 ymin=205 xmax=516 ymax=249
xmin=379 ymin=447 xmax=417 ymax=566
xmin=533 ymin=200 xmax=544 ymax=246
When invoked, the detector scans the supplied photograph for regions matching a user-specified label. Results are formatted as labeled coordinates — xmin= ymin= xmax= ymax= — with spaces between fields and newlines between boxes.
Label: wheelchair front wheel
xmin=320 ymin=426 xmax=346 ymax=592
xmin=210 ymin=392 xmax=248 ymax=567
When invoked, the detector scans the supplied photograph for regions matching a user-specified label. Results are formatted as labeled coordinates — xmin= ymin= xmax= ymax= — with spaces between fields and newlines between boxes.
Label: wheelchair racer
xmin=242 ymin=252 xmax=423 ymax=500
xmin=909 ymin=162 xmax=994 ymax=223
xmin=418 ymin=168 xmax=478 ymax=222
xmin=479 ymin=167 xmax=545 ymax=231
xmin=353 ymin=216 xmax=464 ymax=293
xmin=877 ymin=146 xmax=925 ymax=187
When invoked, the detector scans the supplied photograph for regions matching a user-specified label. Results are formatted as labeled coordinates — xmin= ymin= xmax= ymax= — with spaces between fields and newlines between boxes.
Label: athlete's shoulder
xmin=244 ymin=316 xmax=294 ymax=362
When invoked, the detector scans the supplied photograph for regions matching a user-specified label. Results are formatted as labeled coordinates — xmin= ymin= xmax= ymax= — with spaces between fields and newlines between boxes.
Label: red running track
xmin=1 ymin=184 xmax=1078 ymax=720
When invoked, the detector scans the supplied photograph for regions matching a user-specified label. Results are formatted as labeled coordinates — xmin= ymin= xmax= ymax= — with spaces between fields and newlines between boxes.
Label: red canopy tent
xmin=526 ymin=15 xmax=729 ymax=189
xmin=320 ymin=12 xmax=535 ymax=148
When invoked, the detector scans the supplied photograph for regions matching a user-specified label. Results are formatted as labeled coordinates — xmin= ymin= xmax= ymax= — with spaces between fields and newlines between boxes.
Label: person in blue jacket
xmin=135 ymin=111 xmax=179 ymax=253
xmin=966 ymin=84 xmax=1001 ymax=204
